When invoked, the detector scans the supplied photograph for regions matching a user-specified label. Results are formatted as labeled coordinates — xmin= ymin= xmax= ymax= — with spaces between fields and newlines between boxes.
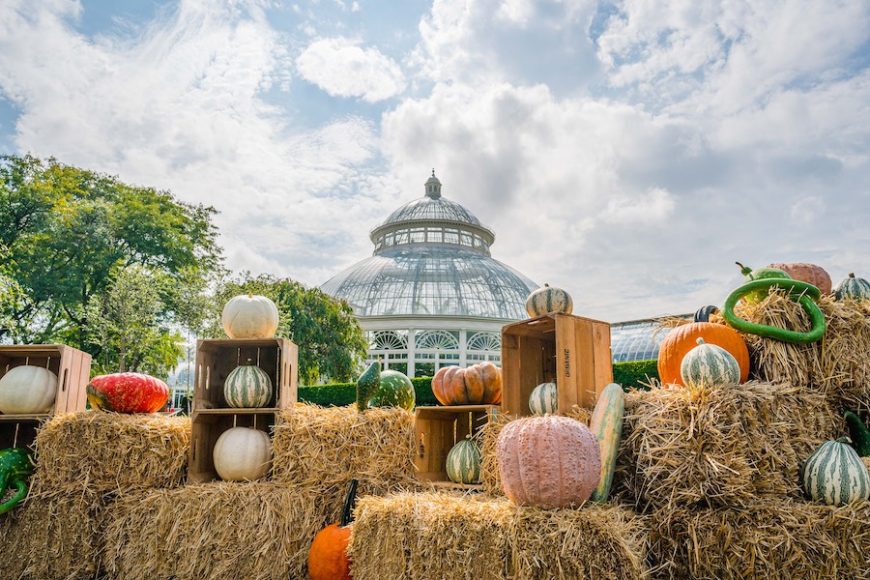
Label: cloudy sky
xmin=1 ymin=0 xmax=868 ymax=321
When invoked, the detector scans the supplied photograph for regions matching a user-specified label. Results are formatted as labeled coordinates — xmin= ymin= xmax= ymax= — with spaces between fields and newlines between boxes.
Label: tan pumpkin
xmin=432 ymin=362 xmax=502 ymax=405
xmin=657 ymin=322 xmax=750 ymax=387
xmin=767 ymin=262 xmax=832 ymax=294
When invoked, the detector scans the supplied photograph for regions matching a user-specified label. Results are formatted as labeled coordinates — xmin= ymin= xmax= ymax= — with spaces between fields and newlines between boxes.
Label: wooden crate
xmin=193 ymin=338 xmax=297 ymax=413
xmin=188 ymin=410 xmax=278 ymax=483
xmin=501 ymin=313 xmax=612 ymax=416
xmin=0 ymin=344 xmax=92 ymax=418
xmin=414 ymin=405 xmax=497 ymax=489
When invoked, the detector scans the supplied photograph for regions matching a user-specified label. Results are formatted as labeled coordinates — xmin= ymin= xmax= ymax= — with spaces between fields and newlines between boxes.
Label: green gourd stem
xmin=340 ymin=479 xmax=359 ymax=527
xmin=844 ymin=411 xmax=870 ymax=457
xmin=722 ymin=279 xmax=826 ymax=343
xmin=735 ymin=261 xmax=754 ymax=278
xmin=0 ymin=478 xmax=28 ymax=515
xmin=836 ymin=436 xmax=853 ymax=445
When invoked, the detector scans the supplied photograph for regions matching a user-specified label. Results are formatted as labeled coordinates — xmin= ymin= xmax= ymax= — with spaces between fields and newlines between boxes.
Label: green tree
xmin=208 ymin=274 xmax=367 ymax=383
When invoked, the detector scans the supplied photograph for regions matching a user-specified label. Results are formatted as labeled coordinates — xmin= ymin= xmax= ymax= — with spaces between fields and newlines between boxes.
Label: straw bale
xmin=649 ymin=499 xmax=870 ymax=579
xmin=31 ymin=412 xmax=190 ymax=494
xmin=0 ymin=489 xmax=107 ymax=579
xmin=348 ymin=491 xmax=647 ymax=580
xmin=273 ymin=404 xmax=416 ymax=496
xmin=619 ymin=381 xmax=841 ymax=511
xmin=104 ymin=482 xmax=334 ymax=580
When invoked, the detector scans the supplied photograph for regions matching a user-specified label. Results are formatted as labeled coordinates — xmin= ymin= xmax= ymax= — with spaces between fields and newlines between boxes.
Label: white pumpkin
xmin=221 ymin=294 xmax=279 ymax=339
xmin=213 ymin=427 xmax=272 ymax=481
xmin=0 ymin=365 xmax=58 ymax=414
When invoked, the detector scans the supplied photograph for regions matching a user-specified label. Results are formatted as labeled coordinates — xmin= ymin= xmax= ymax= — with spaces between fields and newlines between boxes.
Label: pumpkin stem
xmin=340 ymin=479 xmax=359 ymax=527
xmin=695 ymin=338 xmax=706 ymax=345
xmin=544 ymin=283 xmax=549 ymax=288
xmin=849 ymin=273 xmax=856 ymax=278
xmin=735 ymin=262 xmax=753 ymax=278
xmin=836 ymin=436 xmax=853 ymax=445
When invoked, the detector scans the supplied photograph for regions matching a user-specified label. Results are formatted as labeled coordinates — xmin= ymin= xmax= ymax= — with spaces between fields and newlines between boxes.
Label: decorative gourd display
xmin=87 ymin=372 xmax=169 ymax=413
xmin=657 ymin=323 xmax=749 ymax=387
xmin=368 ymin=370 xmax=415 ymax=410
xmin=224 ymin=360 xmax=273 ymax=408
xmin=735 ymin=262 xmax=792 ymax=302
xmin=528 ymin=382 xmax=557 ymax=415
xmin=835 ymin=273 xmax=870 ymax=301
xmin=0 ymin=365 xmax=58 ymax=414
xmin=693 ymin=305 xmax=719 ymax=323
xmin=801 ymin=437 xmax=870 ymax=506
xmin=845 ymin=411 xmax=870 ymax=457
xmin=355 ymin=362 xmax=380 ymax=412
xmin=308 ymin=479 xmax=358 ymax=580
xmin=221 ymin=294 xmax=279 ymax=339
xmin=590 ymin=383 xmax=624 ymax=502
xmin=767 ymin=262 xmax=832 ymax=294
xmin=680 ymin=338 xmax=741 ymax=389
xmin=432 ymin=362 xmax=502 ymax=406
xmin=497 ymin=415 xmax=600 ymax=508
xmin=525 ymin=284 xmax=573 ymax=317
xmin=0 ymin=448 xmax=33 ymax=515
xmin=446 ymin=435 xmax=481 ymax=484
xmin=213 ymin=427 xmax=272 ymax=481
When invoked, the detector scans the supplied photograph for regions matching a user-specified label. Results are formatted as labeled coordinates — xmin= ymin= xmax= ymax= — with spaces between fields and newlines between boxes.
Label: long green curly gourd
xmin=0 ymin=448 xmax=33 ymax=515
xmin=723 ymin=277 xmax=826 ymax=343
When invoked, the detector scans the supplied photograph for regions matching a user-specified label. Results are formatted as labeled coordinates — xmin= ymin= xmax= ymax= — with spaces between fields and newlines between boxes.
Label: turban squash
xmin=657 ymin=322 xmax=749 ymax=387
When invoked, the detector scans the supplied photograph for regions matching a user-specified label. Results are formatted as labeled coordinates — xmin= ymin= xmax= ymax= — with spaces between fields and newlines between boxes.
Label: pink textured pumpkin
xmin=496 ymin=415 xmax=601 ymax=509
xmin=767 ymin=262 xmax=832 ymax=294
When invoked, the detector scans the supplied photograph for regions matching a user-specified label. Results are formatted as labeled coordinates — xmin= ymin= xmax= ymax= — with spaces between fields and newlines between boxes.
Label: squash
xmin=355 ymin=362 xmax=380 ymax=412
xmin=432 ymin=362 xmax=502 ymax=406
xmin=87 ymin=372 xmax=169 ymax=414
xmin=221 ymin=294 xmax=279 ymax=339
xmin=845 ymin=411 xmax=870 ymax=457
xmin=224 ymin=361 xmax=272 ymax=408
xmin=308 ymin=479 xmax=358 ymax=580
xmin=446 ymin=435 xmax=481 ymax=484
xmin=693 ymin=305 xmax=719 ymax=323
xmin=497 ymin=415 xmax=600 ymax=508
xmin=735 ymin=261 xmax=791 ymax=302
xmin=528 ymin=382 xmax=557 ymax=415
xmin=0 ymin=365 xmax=58 ymax=414
xmin=590 ymin=383 xmax=624 ymax=502
xmin=767 ymin=262 xmax=832 ymax=294
xmin=368 ymin=370 xmax=415 ymax=410
xmin=657 ymin=323 xmax=749 ymax=387
xmin=835 ymin=273 xmax=870 ymax=301
xmin=680 ymin=338 xmax=741 ymax=388
xmin=723 ymin=278 xmax=826 ymax=344
xmin=213 ymin=427 xmax=271 ymax=481
xmin=802 ymin=437 xmax=870 ymax=506
xmin=525 ymin=284 xmax=573 ymax=317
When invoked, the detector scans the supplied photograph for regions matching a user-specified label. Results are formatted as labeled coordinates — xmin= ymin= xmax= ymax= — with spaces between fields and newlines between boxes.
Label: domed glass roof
xmin=382 ymin=196 xmax=484 ymax=228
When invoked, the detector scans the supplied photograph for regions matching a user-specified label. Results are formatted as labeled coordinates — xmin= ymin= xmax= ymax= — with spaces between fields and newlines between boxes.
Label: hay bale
xmin=272 ymin=404 xmax=416 ymax=496
xmin=0 ymin=489 xmax=106 ymax=579
xmin=104 ymin=482 xmax=334 ymax=580
xmin=619 ymin=381 xmax=841 ymax=511
xmin=649 ymin=499 xmax=870 ymax=579
xmin=348 ymin=492 xmax=647 ymax=580
xmin=32 ymin=412 xmax=190 ymax=494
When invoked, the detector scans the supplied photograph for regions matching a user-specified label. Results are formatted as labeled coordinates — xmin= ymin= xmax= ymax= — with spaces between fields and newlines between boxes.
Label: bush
xmin=613 ymin=359 xmax=658 ymax=390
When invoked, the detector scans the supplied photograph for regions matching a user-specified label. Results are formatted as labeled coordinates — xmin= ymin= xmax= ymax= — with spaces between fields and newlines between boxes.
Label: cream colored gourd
xmin=213 ymin=427 xmax=272 ymax=481
xmin=680 ymin=338 xmax=741 ymax=388
xmin=221 ymin=294 xmax=279 ymax=339
xmin=0 ymin=365 xmax=58 ymax=414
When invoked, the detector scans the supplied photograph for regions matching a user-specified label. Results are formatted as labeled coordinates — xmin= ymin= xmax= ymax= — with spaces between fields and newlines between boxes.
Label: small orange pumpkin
xmin=432 ymin=362 xmax=502 ymax=405
xmin=657 ymin=322 xmax=750 ymax=387
xmin=308 ymin=479 xmax=358 ymax=580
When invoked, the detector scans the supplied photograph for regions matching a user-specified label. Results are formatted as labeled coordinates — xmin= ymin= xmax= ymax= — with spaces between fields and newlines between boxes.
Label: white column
xmin=459 ymin=328 xmax=467 ymax=367
xmin=407 ymin=328 xmax=416 ymax=377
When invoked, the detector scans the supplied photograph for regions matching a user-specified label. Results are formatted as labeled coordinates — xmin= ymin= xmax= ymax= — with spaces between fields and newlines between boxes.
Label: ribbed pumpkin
xmin=432 ymin=362 xmax=502 ymax=406
xmin=657 ymin=322 xmax=749 ymax=387
xmin=224 ymin=361 xmax=273 ymax=408
xmin=497 ymin=415 xmax=600 ymax=508
xmin=525 ymin=284 xmax=573 ymax=317
xmin=590 ymin=383 xmax=624 ymax=502
xmin=802 ymin=437 xmax=870 ymax=506
xmin=446 ymin=435 xmax=481 ymax=484
xmin=528 ymin=382 xmax=557 ymax=415
xmin=767 ymin=262 xmax=832 ymax=294
xmin=308 ymin=479 xmax=358 ymax=580
xmin=835 ymin=273 xmax=870 ymax=301
xmin=213 ymin=427 xmax=271 ymax=481
xmin=0 ymin=366 xmax=58 ymax=414
xmin=87 ymin=372 xmax=169 ymax=413
xmin=680 ymin=338 xmax=741 ymax=388
xmin=221 ymin=294 xmax=279 ymax=339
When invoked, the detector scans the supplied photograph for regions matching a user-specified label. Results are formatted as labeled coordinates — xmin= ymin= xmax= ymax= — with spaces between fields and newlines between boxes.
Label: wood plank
xmin=0 ymin=414 xmax=51 ymax=421
xmin=592 ymin=321 xmax=614 ymax=405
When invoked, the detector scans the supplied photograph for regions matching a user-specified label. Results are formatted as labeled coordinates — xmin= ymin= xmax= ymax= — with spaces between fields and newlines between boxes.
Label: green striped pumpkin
xmin=446 ymin=435 xmax=481 ymax=484
xmin=224 ymin=363 xmax=273 ymax=408
xmin=835 ymin=273 xmax=870 ymax=301
xmin=802 ymin=437 xmax=870 ymax=506
xmin=529 ymin=382 xmax=557 ymax=415
xmin=679 ymin=338 xmax=740 ymax=388
xmin=525 ymin=284 xmax=573 ymax=317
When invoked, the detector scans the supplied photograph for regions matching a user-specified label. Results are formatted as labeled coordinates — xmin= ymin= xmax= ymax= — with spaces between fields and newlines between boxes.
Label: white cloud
xmin=295 ymin=37 xmax=405 ymax=102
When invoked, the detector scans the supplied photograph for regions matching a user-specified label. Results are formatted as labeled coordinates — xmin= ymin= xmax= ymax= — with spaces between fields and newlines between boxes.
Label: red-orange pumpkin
xmin=432 ymin=362 xmax=502 ymax=405
xmin=767 ymin=262 xmax=832 ymax=294
xmin=657 ymin=322 xmax=750 ymax=386
xmin=308 ymin=479 xmax=358 ymax=580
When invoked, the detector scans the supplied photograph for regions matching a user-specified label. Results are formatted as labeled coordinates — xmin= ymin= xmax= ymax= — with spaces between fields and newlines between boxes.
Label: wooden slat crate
xmin=188 ymin=410 xmax=278 ymax=483
xmin=0 ymin=344 xmax=92 ymax=418
xmin=501 ymin=313 xmax=612 ymax=416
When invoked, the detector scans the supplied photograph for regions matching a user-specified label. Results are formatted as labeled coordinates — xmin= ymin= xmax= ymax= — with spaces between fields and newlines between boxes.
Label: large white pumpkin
xmin=0 ymin=365 xmax=58 ymax=414
xmin=221 ymin=294 xmax=279 ymax=339
xmin=213 ymin=427 xmax=272 ymax=481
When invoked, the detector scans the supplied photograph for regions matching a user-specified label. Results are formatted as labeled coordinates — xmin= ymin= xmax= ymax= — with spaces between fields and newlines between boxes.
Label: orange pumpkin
xmin=308 ymin=479 xmax=358 ymax=580
xmin=657 ymin=322 xmax=750 ymax=386
xmin=432 ymin=363 xmax=502 ymax=405
xmin=767 ymin=262 xmax=832 ymax=294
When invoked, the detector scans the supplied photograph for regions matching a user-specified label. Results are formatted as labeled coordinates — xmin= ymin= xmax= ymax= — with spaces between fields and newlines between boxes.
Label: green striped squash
xmin=590 ymin=383 xmax=624 ymax=502
xmin=529 ymin=382 xmax=557 ymax=415
xmin=802 ymin=437 xmax=870 ymax=506
xmin=446 ymin=436 xmax=481 ymax=484
xmin=525 ymin=284 xmax=573 ymax=317
xmin=835 ymin=273 xmax=870 ymax=301
xmin=679 ymin=338 xmax=740 ymax=388
xmin=224 ymin=363 xmax=273 ymax=408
